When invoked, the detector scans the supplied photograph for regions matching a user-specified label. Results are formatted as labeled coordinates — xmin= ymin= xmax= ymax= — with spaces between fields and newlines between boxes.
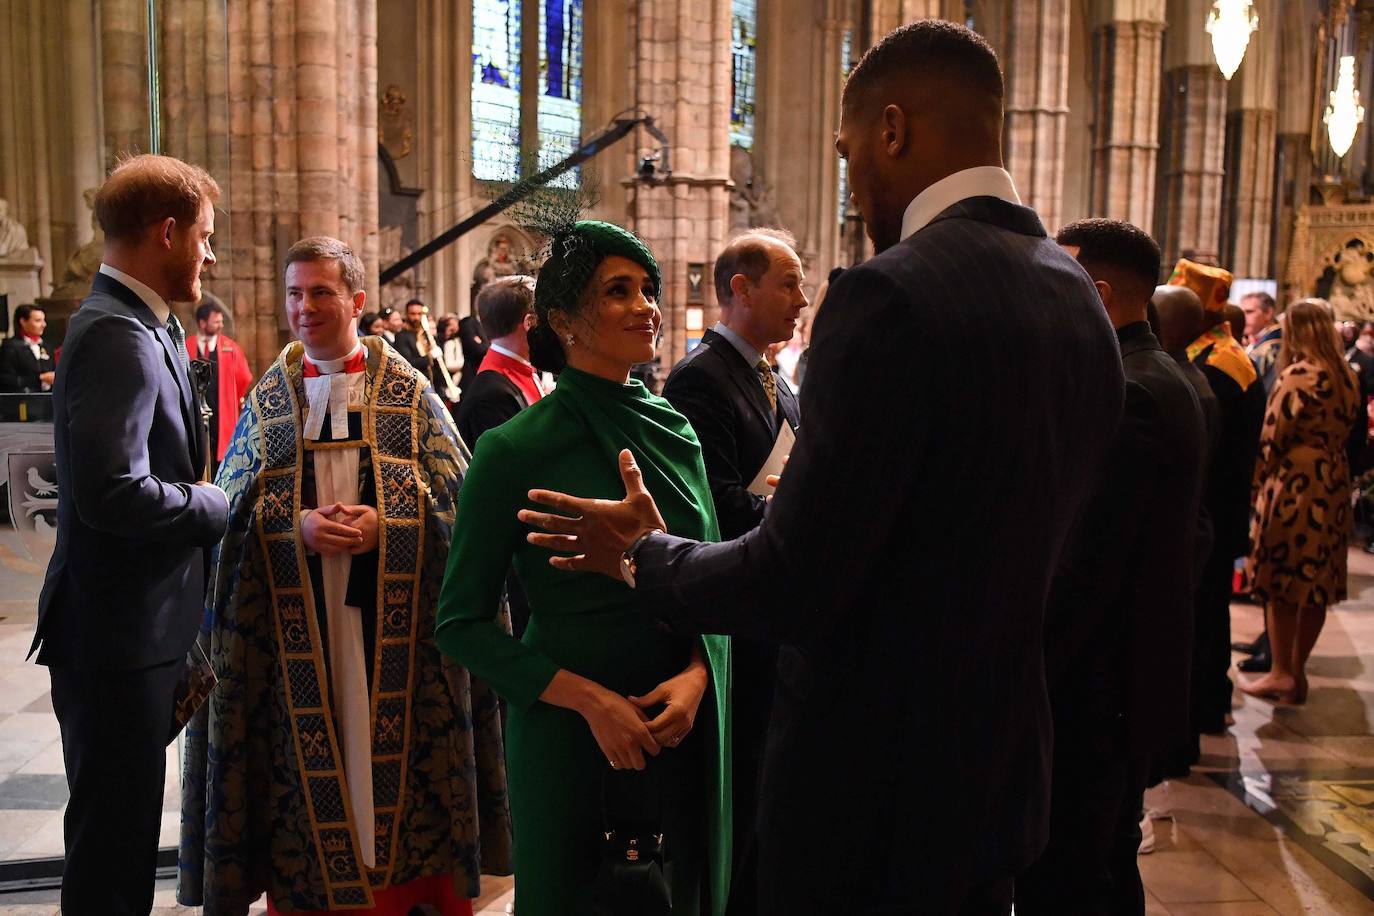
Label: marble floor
xmin=4 ymin=539 xmax=1374 ymax=913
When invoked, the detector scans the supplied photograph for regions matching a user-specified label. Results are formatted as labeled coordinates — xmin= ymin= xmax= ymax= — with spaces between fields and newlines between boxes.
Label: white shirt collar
xmin=490 ymin=342 xmax=533 ymax=368
xmin=899 ymin=167 xmax=1021 ymax=242
xmin=98 ymin=263 xmax=171 ymax=324
xmin=304 ymin=341 xmax=364 ymax=374
xmin=198 ymin=333 xmax=218 ymax=352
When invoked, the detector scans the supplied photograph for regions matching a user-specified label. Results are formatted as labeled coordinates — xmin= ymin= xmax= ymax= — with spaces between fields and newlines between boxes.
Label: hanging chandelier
xmin=1325 ymin=55 xmax=1367 ymax=158
xmin=1205 ymin=0 xmax=1258 ymax=80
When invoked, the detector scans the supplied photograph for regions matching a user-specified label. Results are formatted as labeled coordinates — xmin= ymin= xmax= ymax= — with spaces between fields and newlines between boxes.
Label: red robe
xmin=188 ymin=334 xmax=254 ymax=461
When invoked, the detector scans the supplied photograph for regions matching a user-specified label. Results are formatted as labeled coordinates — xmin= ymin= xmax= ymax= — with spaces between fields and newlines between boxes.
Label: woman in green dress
xmin=436 ymin=221 xmax=731 ymax=916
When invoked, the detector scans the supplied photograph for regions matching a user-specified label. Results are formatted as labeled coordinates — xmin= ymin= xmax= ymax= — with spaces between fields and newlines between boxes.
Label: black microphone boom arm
xmin=378 ymin=115 xmax=667 ymax=284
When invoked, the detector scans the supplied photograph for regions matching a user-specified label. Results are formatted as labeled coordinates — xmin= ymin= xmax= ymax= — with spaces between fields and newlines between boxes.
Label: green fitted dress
xmin=436 ymin=366 xmax=732 ymax=916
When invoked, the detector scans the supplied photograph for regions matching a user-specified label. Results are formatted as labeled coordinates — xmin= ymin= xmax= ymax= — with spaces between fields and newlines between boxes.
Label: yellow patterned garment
xmin=1187 ymin=323 xmax=1259 ymax=392
xmin=1168 ymin=258 xmax=1233 ymax=314
xmin=178 ymin=337 xmax=512 ymax=912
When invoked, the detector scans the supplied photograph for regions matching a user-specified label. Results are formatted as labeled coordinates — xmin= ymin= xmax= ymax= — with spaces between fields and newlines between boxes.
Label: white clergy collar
xmin=899 ymin=167 xmax=1021 ymax=242
xmin=99 ymin=263 xmax=171 ymax=323
xmin=304 ymin=341 xmax=364 ymax=374
xmin=303 ymin=342 xmax=366 ymax=441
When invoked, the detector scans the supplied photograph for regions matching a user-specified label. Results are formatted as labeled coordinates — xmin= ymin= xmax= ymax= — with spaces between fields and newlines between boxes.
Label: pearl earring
xmin=565 ymin=333 xmax=575 ymax=346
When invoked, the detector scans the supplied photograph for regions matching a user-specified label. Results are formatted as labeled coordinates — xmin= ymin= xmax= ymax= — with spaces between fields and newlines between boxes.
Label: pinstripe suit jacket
xmin=637 ymin=196 xmax=1125 ymax=910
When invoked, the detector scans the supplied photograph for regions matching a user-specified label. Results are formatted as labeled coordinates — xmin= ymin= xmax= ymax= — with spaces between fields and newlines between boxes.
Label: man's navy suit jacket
xmin=662 ymin=327 xmax=800 ymax=540
xmin=30 ymin=272 xmax=228 ymax=670
xmin=637 ymin=196 xmax=1125 ymax=909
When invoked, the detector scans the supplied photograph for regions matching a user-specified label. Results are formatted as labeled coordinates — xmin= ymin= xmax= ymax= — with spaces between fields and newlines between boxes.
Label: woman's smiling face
xmin=557 ymin=255 xmax=660 ymax=380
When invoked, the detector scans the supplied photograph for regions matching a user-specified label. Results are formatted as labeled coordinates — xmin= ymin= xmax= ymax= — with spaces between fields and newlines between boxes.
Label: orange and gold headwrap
xmin=1167 ymin=259 xmax=1233 ymax=314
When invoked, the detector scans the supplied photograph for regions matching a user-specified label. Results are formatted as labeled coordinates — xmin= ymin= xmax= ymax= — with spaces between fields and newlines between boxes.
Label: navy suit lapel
xmin=703 ymin=329 xmax=777 ymax=435
xmin=92 ymin=273 xmax=200 ymax=465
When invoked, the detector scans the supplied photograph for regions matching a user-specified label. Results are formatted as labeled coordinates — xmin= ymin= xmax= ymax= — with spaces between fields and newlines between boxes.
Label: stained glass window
xmin=730 ymin=0 xmax=757 ymax=150
xmin=538 ymin=0 xmax=584 ymax=188
xmin=472 ymin=0 xmax=522 ymax=181
xmin=838 ymin=28 xmax=852 ymax=227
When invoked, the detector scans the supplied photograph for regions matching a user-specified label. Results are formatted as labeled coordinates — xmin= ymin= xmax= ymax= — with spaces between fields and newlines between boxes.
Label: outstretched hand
xmin=519 ymin=449 xmax=666 ymax=579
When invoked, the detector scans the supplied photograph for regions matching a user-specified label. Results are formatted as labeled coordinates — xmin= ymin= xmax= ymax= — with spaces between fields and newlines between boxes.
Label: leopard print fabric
xmin=1247 ymin=359 xmax=1362 ymax=609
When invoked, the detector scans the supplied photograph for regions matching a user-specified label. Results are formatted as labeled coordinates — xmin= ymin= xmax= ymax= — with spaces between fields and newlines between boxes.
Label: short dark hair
xmin=359 ymin=311 xmax=381 ymax=331
xmin=476 ymin=275 xmax=536 ymax=338
xmin=713 ymin=228 xmax=798 ymax=305
xmin=194 ymin=301 xmax=226 ymax=323
xmin=14 ymin=304 xmax=42 ymax=326
xmin=1055 ymin=218 xmax=1162 ymax=295
xmin=284 ymin=236 xmax=364 ymax=294
xmin=404 ymin=298 xmax=425 ymax=310
xmin=843 ymin=19 xmax=1003 ymax=113
xmin=1241 ymin=291 xmax=1276 ymax=313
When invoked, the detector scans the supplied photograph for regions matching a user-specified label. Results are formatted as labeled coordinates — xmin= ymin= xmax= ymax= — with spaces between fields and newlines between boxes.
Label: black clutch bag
xmin=592 ymin=767 xmax=672 ymax=916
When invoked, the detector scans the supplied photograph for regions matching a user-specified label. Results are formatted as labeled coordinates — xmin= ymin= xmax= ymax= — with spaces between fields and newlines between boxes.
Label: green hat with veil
xmin=526 ymin=219 xmax=661 ymax=372
xmin=533 ymin=219 xmax=661 ymax=316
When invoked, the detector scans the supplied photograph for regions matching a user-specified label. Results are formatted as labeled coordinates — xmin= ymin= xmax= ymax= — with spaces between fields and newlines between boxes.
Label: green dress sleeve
xmin=436 ymin=427 xmax=561 ymax=710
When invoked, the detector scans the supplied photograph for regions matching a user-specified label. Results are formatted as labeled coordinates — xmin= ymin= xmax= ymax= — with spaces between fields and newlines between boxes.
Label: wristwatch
xmin=619 ymin=528 xmax=663 ymax=588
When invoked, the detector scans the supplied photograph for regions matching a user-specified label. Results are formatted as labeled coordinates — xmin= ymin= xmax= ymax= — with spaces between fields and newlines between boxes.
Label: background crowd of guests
xmin=16 ymin=16 xmax=1373 ymax=916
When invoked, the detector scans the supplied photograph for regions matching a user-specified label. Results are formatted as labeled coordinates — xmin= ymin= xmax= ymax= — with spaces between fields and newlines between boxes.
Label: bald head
xmin=1152 ymin=285 xmax=1204 ymax=354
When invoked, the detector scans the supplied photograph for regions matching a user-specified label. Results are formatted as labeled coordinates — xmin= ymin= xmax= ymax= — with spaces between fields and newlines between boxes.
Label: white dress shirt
xmin=899 ymin=166 xmax=1021 ymax=242
xmin=197 ymin=334 xmax=218 ymax=355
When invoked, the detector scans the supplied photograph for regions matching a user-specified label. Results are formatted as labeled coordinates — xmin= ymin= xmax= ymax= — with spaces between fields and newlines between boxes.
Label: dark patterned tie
xmin=166 ymin=313 xmax=191 ymax=375
xmin=756 ymin=358 xmax=778 ymax=411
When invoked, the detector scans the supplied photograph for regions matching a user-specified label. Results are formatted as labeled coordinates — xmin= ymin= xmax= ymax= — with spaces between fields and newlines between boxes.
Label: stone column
xmin=0 ymin=0 xmax=110 ymax=295
xmin=873 ymin=0 xmax=963 ymax=33
xmin=1274 ymin=0 xmax=1318 ymax=303
xmin=1088 ymin=0 xmax=1165 ymax=227
xmin=218 ymin=0 xmax=378 ymax=371
xmin=414 ymin=0 xmax=473 ymax=318
xmin=1153 ymin=0 xmax=1228 ymax=267
xmin=100 ymin=0 xmax=151 ymax=164
xmin=1219 ymin=0 xmax=1278 ymax=279
xmin=627 ymin=0 xmax=734 ymax=365
xmin=758 ymin=0 xmax=847 ymax=291
xmin=1000 ymin=0 xmax=1071 ymax=232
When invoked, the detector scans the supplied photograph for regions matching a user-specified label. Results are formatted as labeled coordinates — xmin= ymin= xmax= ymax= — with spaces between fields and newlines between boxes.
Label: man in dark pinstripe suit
xmin=523 ymin=20 xmax=1125 ymax=915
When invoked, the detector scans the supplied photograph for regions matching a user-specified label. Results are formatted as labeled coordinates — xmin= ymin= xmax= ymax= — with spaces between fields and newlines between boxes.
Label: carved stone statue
xmin=1326 ymin=238 xmax=1374 ymax=322
xmin=472 ymin=233 xmax=524 ymax=293
xmin=379 ymin=83 xmax=413 ymax=161
xmin=50 ymin=188 xmax=104 ymax=302
xmin=729 ymin=145 xmax=781 ymax=232
xmin=0 ymin=198 xmax=31 ymax=259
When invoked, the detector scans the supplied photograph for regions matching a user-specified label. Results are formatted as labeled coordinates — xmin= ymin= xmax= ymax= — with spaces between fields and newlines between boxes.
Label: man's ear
xmin=523 ymin=311 xmax=537 ymax=331
xmin=352 ymin=290 xmax=366 ymax=315
xmin=156 ymin=216 xmax=177 ymax=251
xmin=881 ymin=104 xmax=908 ymax=158
xmin=1093 ymin=279 xmax=1113 ymax=310
xmin=729 ymin=273 xmax=751 ymax=305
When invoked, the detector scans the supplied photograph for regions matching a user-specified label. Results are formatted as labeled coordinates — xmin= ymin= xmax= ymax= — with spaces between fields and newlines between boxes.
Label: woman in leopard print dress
xmin=1242 ymin=299 xmax=1362 ymax=705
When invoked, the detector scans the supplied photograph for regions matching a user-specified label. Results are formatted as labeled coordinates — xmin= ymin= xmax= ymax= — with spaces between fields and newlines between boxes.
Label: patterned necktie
xmin=756 ymin=358 xmax=777 ymax=411
xmin=166 ymin=313 xmax=191 ymax=375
